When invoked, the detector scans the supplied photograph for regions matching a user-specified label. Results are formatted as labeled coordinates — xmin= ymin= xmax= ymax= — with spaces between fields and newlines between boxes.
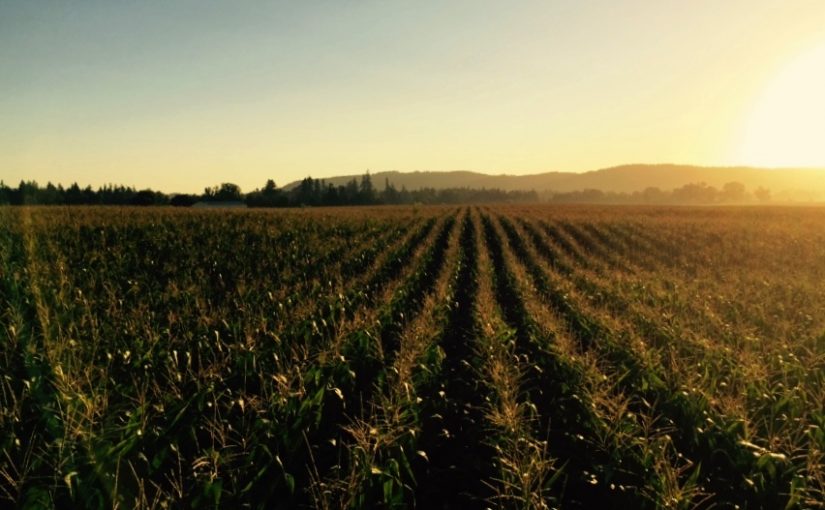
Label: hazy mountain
xmin=283 ymin=165 xmax=825 ymax=198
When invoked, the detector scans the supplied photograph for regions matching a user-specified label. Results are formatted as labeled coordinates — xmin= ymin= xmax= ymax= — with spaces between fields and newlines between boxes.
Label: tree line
xmin=0 ymin=174 xmax=780 ymax=207
xmin=0 ymin=174 xmax=538 ymax=207
xmin=0 ymin=181 xmax=169 ymax=206
xmin=546 ymin=181 xmax=773 ymax=205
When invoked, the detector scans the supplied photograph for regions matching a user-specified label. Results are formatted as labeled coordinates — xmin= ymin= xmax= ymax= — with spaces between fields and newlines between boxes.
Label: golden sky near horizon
xmin=2 ymin=1 xmax=825 ymax=193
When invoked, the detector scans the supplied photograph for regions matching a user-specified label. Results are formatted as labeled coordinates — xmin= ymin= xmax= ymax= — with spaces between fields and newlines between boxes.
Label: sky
xmin=2 ymin=0 xmax=825 ymax=193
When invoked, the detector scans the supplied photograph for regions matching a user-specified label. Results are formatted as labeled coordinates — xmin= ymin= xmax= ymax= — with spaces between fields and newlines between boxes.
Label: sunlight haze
xmin=2 ymin=0 xmax=824 ymax=193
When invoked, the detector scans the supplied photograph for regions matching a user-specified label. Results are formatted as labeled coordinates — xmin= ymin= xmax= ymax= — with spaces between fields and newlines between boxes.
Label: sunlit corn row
xmin=1 ymin=205 xmax=823 ymax=509
xmin=494 ymin=205 xmax=824 ymax=508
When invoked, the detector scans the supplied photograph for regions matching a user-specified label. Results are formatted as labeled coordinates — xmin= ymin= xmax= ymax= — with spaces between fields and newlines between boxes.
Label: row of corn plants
xmin=311 ymin=209 xmax=466 ymax=509
xmin=481 ymin=211 xmax=670 ymax=508
xmin=536 ymin=214 xmax=824 ymax=508
xmin=506 ymin=209 xmax=818 ymax=504
xmin=496 ymin=213 xmax=772 ymax=507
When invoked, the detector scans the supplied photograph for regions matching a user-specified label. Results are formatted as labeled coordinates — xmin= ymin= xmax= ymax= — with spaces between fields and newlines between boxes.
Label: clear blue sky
xmin=2 ymin=1 xmax=824 ymax=193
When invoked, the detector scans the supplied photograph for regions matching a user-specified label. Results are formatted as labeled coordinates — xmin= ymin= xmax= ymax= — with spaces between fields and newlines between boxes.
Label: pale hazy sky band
xmin=2 ymin=1 xmax=824 ymax=193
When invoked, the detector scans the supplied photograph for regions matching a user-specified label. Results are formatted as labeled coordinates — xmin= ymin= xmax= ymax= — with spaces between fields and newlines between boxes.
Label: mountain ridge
xmin=282 ymin=164 xmax=825 ymax=198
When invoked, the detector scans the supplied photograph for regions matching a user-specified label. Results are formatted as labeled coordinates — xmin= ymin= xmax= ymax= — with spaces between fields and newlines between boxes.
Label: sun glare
xmin=734 ymin=42 xmax=825 ymax=168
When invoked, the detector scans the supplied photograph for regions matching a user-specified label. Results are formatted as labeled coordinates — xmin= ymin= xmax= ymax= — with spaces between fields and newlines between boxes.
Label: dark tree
xmin=359 ymin=172 xmax=375 ymax=204
xmin=171 ymin=194 xmax=199 ymax=207
xmin=721 ymin=182 xmax=747 ymax=203
xmin=216 ymin=183 xmax=242 ymax=201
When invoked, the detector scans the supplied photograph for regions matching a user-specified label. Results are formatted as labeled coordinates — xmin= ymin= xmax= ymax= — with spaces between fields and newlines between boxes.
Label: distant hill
xmin=283 ymin=165 xmax=825 ymax=200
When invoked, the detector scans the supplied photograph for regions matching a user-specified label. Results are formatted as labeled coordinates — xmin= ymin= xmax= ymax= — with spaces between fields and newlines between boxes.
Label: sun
xmin=733 ymin=42 xmax=825 ymax=168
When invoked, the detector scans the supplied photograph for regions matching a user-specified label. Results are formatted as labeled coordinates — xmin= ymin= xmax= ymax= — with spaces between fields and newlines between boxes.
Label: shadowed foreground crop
xmin=1 ymin=205 xmax=823 ymax=509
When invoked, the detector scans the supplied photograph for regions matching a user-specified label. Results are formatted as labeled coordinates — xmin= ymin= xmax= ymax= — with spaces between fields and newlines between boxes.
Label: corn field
xmin=1 ymin=205 xmax=824 ymax=509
